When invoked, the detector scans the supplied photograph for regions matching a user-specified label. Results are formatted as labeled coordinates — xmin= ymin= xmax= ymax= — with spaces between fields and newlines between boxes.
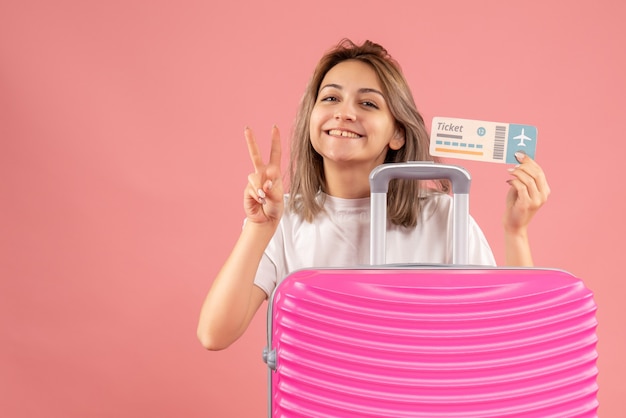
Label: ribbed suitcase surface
xmin=265 ymin=267 xmax=598 ymax=417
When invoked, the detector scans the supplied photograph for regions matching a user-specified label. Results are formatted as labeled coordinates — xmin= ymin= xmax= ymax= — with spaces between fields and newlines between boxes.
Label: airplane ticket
xmin=429 ymin=117 xmax=537 ymax=164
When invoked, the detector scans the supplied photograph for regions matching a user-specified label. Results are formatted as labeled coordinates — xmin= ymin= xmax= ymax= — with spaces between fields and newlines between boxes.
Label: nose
xmin=334 ymin=103 xmax=356 ymax=121
xmin=334 ymin=112 xmax=356 ymax=121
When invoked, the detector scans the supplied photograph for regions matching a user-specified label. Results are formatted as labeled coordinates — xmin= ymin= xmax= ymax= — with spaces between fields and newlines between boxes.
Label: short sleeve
xmin=468 ymin=217 xmax=497 ymax=266
xmin=253 ymin=253 xmax=277 ymax=298
xmin=252 ymin=221 xmax=286 ymax=298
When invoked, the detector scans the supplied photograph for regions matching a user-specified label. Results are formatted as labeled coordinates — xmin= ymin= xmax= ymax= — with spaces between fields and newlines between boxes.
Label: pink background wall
xmin=1 ymin=1 xmax=624 ymax=416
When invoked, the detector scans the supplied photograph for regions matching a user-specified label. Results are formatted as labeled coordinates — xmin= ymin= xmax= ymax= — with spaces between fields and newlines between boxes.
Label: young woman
xmin=197 ymin=39 xmax=550 ymax=350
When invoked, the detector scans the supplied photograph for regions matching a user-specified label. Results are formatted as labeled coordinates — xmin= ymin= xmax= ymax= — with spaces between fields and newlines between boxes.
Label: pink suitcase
xmin=263 ymin=163 xmax=598 ymax=417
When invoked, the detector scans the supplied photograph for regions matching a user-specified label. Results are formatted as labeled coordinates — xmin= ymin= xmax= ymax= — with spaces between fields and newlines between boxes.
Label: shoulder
xmin=279 ymin=194 xmax=321 ymax=226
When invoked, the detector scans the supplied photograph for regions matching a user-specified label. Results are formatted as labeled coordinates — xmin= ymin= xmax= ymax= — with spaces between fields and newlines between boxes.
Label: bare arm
xmin=197 ymin=126 xmax=283 ymax=350
xmin=502 ymin=152 xmax=550 ymax=266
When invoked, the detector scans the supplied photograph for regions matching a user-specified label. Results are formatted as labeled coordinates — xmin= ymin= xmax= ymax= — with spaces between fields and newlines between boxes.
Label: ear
xmin=389 ymin=129 xmax=405 ymax=151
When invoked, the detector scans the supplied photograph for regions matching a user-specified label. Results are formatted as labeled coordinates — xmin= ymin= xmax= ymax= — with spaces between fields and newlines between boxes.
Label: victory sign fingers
xmin=243 ymin=126 xmax=284 ymax=223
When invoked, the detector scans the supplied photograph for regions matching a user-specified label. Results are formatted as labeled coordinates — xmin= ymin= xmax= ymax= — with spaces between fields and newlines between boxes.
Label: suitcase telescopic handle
xmin=369 ymin=162 xmax=471 ymax=265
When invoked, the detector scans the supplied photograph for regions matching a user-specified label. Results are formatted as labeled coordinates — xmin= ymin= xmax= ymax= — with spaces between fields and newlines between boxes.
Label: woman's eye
xmin=362 ymin=101 xmax=379 ymax=109
xmin=321 ymin=96 xmax=338 ymax=102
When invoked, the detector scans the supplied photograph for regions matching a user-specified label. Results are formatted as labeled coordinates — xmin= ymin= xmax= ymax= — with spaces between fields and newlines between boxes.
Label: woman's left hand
xmin=503 ymin=152 xmax=551 ymax=234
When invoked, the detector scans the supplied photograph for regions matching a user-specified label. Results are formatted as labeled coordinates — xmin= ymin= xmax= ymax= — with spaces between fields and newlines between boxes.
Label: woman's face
xmin=309 ymin=60 xmax=405 ymax=170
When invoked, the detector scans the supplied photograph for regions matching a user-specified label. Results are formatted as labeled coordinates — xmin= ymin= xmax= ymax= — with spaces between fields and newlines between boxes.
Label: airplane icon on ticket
xmin=513 ymin=128 xmax=532 ymax=147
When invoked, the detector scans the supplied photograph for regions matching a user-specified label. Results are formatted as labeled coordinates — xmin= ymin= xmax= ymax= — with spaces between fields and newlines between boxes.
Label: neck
xmin=323 ymin=163 xmax=375 ymax=198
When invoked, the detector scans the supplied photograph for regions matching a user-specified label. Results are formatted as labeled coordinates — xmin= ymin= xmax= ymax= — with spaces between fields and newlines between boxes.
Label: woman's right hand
xmin=244 ymin=126 xmax=284 ymax=225
xmin=197 ymin=126 xmax=282 ymax=350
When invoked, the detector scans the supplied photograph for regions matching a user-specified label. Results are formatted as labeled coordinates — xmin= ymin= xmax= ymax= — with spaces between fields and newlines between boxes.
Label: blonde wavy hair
xmin=288 ymin=39 xmax=448 ymax=228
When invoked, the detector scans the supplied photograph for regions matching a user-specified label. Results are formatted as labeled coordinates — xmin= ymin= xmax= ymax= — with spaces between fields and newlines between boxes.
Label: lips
xmin=327 ymin=129 xmax=362 ymax=138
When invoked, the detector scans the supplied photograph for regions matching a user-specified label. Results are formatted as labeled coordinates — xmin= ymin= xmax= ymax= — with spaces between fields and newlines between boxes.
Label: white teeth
xmin=328 ymin=129 xmax=360 ymax=138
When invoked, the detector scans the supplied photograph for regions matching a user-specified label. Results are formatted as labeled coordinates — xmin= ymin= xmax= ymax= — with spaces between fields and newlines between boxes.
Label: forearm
xmin=504 ymin=228 xmax=534 ymax=267
xmin=197 ymin=221 xmax=276 ymax=350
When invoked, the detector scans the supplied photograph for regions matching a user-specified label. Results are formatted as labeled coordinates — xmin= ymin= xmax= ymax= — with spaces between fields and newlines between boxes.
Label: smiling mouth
xmin=327 ymin=129 xmax=362 ymax=138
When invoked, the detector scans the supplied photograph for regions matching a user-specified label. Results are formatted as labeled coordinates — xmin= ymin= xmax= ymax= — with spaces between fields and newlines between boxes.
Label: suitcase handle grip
xmin=369 ymin=162 xmax=471 ymax=194
xmin=369 ymin=162 xmax=471 ymax=265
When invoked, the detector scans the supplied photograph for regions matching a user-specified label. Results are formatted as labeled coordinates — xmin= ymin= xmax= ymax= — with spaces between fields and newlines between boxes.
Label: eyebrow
xmin=319 ymin=83 xmax=385 ymax=98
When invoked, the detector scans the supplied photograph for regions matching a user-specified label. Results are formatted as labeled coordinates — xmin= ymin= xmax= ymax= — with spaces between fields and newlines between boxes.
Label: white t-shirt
xmin=253 ymin=192 xmax=496 ymax=297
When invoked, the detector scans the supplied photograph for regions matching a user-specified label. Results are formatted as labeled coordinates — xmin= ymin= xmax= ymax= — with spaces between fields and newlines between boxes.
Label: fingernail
xmin=514 ymin=151 xmax=526 ymax=161
xmin=257 ymin=188 xmax=266 ymax=199
xmin=266 ymin=180 xmax=273 ymax=191
xmin=507 ymin=165 xmax=520 ymax=172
